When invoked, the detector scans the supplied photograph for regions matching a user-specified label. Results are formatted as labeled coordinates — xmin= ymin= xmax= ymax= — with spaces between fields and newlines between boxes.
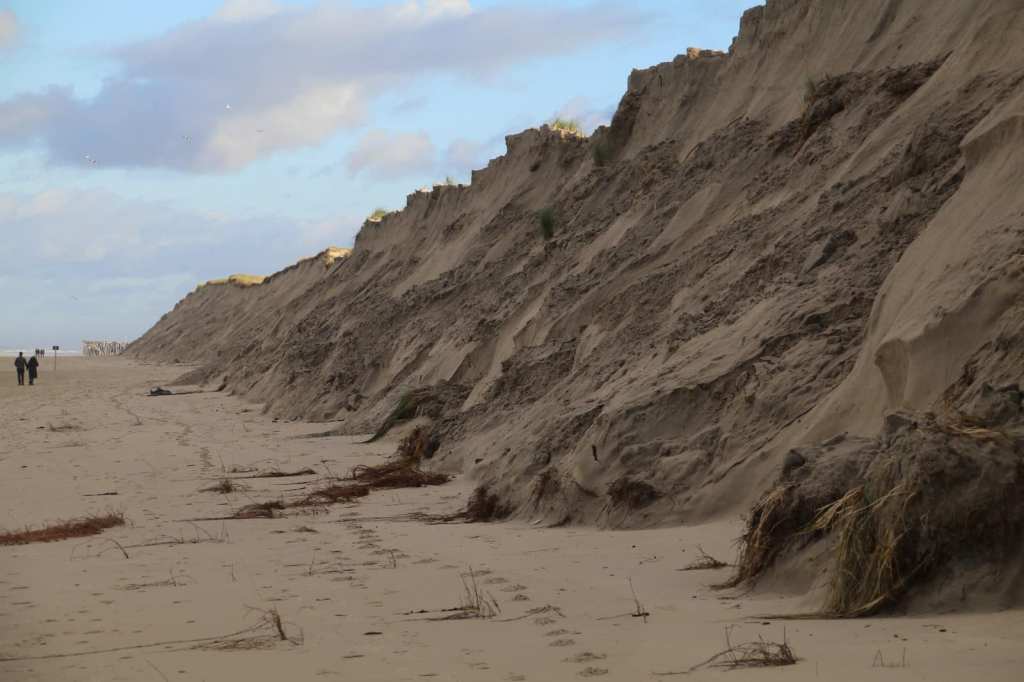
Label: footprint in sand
xmin=577 ymin=667 xmax=609 ymax=677
xmin=546 ymin=629 xmax=578 ymax=637
xmin=564 ymin=652 xmax=607 ymax=664
xmin=501 ymin=584 xmax=528 ymax=593
xmin=549 ymin=638 xmax=576 ymax=647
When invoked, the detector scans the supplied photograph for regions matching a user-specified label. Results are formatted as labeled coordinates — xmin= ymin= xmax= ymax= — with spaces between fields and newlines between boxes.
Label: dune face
xmin=130 ymin=1 xmax=1024 ymax=610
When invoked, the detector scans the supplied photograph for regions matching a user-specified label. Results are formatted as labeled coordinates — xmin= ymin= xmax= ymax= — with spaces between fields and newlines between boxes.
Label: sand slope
xmin=128 ymin=0 xmax=1024 ymax=612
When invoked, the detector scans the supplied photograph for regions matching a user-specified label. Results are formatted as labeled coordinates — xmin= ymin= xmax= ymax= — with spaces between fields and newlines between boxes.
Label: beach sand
xmin=1 ymin=358 xmax=1022 ymax=681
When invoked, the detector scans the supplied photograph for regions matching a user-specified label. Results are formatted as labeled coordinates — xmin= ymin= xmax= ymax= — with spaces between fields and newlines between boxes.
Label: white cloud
xmin=346 ymin=129 xmax=437 ymax=179
xmin=0 ymin=9 xmax=17 ymax=49
xmin=398 ymin=0 xmax=473 ymax=21
xmin=204 ymin=83 xmax=365 ymax=170
xmin=553 ymin=96 xmax=615 ymax=134
xmin=443 ymin=137 xmax=495 ymax=175
xmin=214 ymin=0 xmax=281 ymax=22
xmin=0 ymin=1 xmax=651 ymax=171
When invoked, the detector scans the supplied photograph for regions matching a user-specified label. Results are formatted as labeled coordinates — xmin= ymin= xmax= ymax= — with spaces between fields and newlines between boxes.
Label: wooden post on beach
xmin=52 ymin=345 xmax=59 ymax=372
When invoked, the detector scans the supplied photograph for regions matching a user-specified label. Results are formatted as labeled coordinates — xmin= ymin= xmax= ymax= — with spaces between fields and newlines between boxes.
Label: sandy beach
xmin=0 ymin=358 xmax=1021 ymax=681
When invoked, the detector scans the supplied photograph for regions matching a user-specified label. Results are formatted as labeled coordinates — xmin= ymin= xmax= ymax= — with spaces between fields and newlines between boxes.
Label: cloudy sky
xmin=0 ymin=0 xmax=751 ymax=351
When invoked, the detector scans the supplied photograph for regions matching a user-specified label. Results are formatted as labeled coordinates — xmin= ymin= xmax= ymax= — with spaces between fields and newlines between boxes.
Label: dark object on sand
xmin=149 ymin=387 xmax=174 ymax=396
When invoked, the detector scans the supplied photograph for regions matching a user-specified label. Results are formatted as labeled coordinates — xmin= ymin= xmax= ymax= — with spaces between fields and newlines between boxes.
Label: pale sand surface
xmin=1 ymin=358 xmax=1022 ymax=681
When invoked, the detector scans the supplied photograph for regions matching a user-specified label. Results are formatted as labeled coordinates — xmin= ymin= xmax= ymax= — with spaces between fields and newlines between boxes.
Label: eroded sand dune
xmin=127 ymin=0 xmax=1024 ymax=615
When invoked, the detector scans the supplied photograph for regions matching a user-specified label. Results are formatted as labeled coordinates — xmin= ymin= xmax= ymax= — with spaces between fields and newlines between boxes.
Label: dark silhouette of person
xmin=27 ymin=355 xmax=39 ymax=386
xmin=14 ymin=352 xmax=26 ymax=386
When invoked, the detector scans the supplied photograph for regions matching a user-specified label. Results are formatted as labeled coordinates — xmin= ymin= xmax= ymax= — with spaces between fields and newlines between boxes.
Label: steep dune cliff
xmin=130 ymin=0 xmax=1024 ymax=612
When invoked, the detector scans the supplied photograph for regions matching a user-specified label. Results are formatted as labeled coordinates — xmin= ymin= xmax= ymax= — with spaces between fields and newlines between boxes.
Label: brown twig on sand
xmin=629 ymin=578 xmax=650 ymax=623
xmin=0 ymin=512 xmax=125 ymax=546
xmin=234 ymin=468 xmax=316 ymax=479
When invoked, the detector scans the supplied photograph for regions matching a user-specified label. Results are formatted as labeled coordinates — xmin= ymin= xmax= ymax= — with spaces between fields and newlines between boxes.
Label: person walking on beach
xmin=26 ymin=354 xmax=39 ymax=386
xmin=14 ymin=352 xmax=27 ymax=386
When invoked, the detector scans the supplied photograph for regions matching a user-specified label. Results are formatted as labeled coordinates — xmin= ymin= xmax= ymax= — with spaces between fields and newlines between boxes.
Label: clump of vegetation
xmin=1 ymin=512 xmax=125 ymax=545
xmin=397 ymin=426 xmax=441 ymax=461
xmin=803 ymin=74 xmax=818 ymax=107
xmin=550 ymin=118 xmax=583 ymax=136
xmin=608 ymin=477 xmax=660 ymax=510
xmin=537 ymin=207 xmax=556 ymax=240
xmin=591 ymin=141 xmax=612 ymax=167
xmin=201 ymin=478 xmax=247 ymax=494
xmin=691 ymin=628 xmax=798 ymax=671
xmin=203 ymin=274 xmax=267 ymax=288
xmin=367 ymin=207 xmax=389 ymax=222
xmin=364 ymin=387 xmax=438 ymax=443
xmin=682 ymin=545 xmax=730 ymax=571
xmin=234 ymin=501 xmax=286 ymax=519
xmin=457 ymin=485 xmax=511 ymax=522
xmin=300 ymin=483 xmax=371 ymax=506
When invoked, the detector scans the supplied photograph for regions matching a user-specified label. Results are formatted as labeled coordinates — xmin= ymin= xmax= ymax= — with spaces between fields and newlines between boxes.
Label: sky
xmin=0 ymin=0 xmax=753 ymax=351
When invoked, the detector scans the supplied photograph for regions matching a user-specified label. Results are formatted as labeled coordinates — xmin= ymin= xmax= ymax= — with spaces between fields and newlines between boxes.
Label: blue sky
xmin=0 ymin=0 xmax=753 ymax=350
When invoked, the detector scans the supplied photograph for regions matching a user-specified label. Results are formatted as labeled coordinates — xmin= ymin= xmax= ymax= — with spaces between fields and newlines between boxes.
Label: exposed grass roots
xmin=236 ymin=467 xmax=316 ymax=479
xmin=349 ymin=460 xmax=449 ymax=489
xmin=1 ymin=512 xmax=125 ymax=546
xmin=233 ymin=439 xmax=449 ymax=517
xmin=715 ymin=485 xmax=791 ymax=589
xmin=810 ymin=483 xmax=920 ymax=616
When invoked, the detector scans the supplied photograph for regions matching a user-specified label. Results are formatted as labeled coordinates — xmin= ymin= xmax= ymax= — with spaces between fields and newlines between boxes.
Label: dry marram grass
xmin=0 ymin=512 xmax=125 ymax=546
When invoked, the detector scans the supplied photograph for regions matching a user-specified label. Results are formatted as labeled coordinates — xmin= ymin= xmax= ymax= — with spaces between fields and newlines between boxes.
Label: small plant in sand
xmin=551 ymin=117 xmax=583 ymax=136
xmin=1 ymin=512 xmax=125 ymax=546
xmin=682 ymin=545 xmax=729 ymax=571
xmin=365 ymin=389 xmax=423 ymax=442
xmin=457 ymin=485 xmax=511 ymax=522
xmin=688 ymin=626 xmax=797 ymax=672
xmin=459 ymin=566 xmax=501 ymax=619
xmin=198 ymin=606 xmax=302 ymax=650
xmin=803 ymin=74 xmax=818 ymax=106
xmin=537 ymin=207 xmax=556 ymax=240
xmin=367 ymin=207 xmax=389 ymax=222
xmin=873 ymin=648 xmax=909 ymax=668
xmin=201 ymin=478 xmax=247 ymax=494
